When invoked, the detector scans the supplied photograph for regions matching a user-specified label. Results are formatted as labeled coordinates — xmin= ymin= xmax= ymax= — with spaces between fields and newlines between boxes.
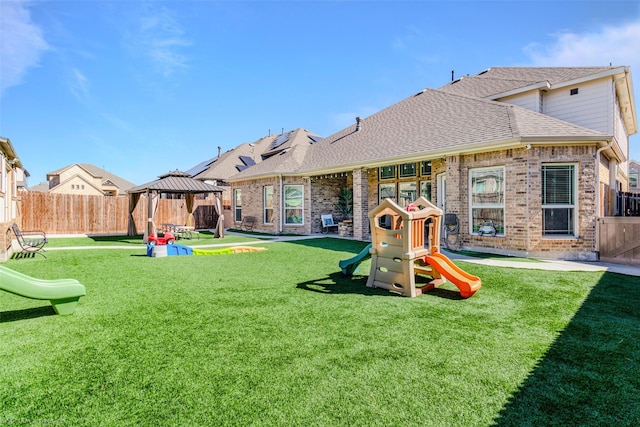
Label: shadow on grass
xmin=0 ymin=305 xmax=56 ymax=323
xmin=297 ymin=272 xmax=464 ymax=300
xmin=492 ymin=271 xmax=640 ymax=426
xmin=297 ymin=272 xmax=391 ymax=296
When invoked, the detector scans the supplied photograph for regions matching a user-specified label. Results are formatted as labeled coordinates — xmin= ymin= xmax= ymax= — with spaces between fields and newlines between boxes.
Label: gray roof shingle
xmin=439 ymin=66 xmax=620 ymax=99
xmin=231 ymin=88 xmax=605 ymax=179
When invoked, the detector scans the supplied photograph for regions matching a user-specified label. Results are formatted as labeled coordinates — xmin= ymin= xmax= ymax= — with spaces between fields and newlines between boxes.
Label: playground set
xmin=340 ymin=197 xmax=481 ymax=298
xmin=146 ymin=230 xmax=266 ymax=258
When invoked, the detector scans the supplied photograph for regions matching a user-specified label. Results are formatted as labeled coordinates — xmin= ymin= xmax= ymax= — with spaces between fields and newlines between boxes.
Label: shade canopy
xmin=126 ymin=170 xmax=225 ymax=239
xmin=128 ymin=170 xmax=224 ymax=194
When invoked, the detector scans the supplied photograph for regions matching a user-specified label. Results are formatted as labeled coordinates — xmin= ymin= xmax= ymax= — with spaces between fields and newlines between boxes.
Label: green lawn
xmin=1 ymin=238 xmax=639 ymax=426
xmin=44 ymin=231 xmax=274 ymax=248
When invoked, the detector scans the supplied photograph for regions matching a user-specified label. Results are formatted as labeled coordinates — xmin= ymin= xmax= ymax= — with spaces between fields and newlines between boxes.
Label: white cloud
xmin=0 ymin=0 xmax=49 ymax=97
xmin=524 ymin=21 xmax=640 ymax=68
xmin=69 ymin=68 xmax=90 ymax=103
xmin=130 ymin=5 xmax=191 ymax=77
xmin=524 ymin=20 xmax=640 ymax=162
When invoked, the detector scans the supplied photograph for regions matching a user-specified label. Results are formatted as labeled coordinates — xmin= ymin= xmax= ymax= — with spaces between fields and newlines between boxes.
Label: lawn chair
xmin=240 ymin=216 xmax=257 ymax=232
xmin=11 ymin=223 xmax=48 ymax=259
xmin=321 ymin=214 xmax=339 ymax=234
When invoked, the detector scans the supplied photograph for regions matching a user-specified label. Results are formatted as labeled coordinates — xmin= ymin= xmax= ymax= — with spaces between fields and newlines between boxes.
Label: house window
xmin=234 ymin=189 xmax=242 ymax=222
xmin=630 ymin=170 xmax=638 ymax=190
xmin=398 ymin=182 xmax=417 ymax=207
xmin=420 ymin=180 xmax=432 ymax=201
xmin=542 ymin=164 xmax=577 ymax=236
xmin=284 ymin=185 xmax=303 ymax=225
xmin=263 ymin=186 xmax=274 ymax=224
xmin=421 ymin=161 xmax=432 ymax=177
xmin=399 ymin=163 xmax=416 ymax=178
xmin=470 ymin=167 xmax=505 ymax=235
xmin=379 ymin=183 xmax=396 ymax=202
xmin=379 ymin=165 xmax=396 ymax=180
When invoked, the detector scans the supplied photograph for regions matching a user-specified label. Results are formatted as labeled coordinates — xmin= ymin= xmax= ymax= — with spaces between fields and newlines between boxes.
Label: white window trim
xmin=233 ymin=189 xmax=242 ymax=222
xmin=284 ymin=184 xmax=304 ymax=226
xmin=469 ymin=166 xmax=505 ymax=236
xmin=542 ymin=163 xmax=578 ymax=238
xmin=263 ymin=186 xmax=274 ymax=225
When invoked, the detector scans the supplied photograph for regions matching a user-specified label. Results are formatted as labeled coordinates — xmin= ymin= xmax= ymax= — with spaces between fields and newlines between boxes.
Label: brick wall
xmin=309 ymin=175 xmax=350 ymax=233
xmin=458 ymin=146 xmax=598 ymax=260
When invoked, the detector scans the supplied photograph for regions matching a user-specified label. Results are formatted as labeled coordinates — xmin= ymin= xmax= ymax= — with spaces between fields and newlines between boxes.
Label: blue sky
xmin=1 ymin=0 xmax=639 ymax=186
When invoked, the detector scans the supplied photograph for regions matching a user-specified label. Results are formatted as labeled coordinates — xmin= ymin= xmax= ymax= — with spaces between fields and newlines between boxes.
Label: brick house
xmin=187 ymin=128 xmax=323 ymax=228
xmin=228 ymin=66 xmax=637 ymax=261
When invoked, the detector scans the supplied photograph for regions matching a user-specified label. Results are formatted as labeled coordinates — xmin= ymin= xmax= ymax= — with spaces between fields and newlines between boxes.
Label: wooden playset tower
xmin=366 ymin=197 xmax=444 ymax=297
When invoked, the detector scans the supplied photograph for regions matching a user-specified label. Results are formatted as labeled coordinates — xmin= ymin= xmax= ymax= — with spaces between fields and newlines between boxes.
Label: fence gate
xmin=598 ymin=217 xmax=640 ymax=265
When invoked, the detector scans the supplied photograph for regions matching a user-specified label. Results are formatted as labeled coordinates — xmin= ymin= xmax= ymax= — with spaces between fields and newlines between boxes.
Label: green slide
xmin=0 ymin=265 xmax=86 ymax=315
xmin=339 ymin=244 xmax=372 ymax=276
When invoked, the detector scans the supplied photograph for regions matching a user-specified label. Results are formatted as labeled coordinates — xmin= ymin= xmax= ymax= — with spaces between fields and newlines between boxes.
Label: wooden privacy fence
xmin=598 ymin=217 xmax=640 ymax=265
xmin=19 ymin=192 xmax=219 ymax=235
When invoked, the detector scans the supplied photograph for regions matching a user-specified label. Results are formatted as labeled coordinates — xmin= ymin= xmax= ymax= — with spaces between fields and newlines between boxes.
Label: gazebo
xmin=127 ymin=170 xmax=225 ymax=241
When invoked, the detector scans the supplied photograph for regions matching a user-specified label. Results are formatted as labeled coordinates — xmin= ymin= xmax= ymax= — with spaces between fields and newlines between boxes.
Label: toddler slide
xmin=0 ymin=265 xmax=86 ymax=315
xmin=339 ymin=244 xmax=372 ymax=276
xmin=424 ymin=252 xmax=481 ymax=298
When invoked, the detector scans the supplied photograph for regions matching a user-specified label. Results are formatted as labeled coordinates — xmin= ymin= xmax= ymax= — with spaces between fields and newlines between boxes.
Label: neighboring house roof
xmin=45 ymin=163 xmax=136 ymax=194
xmin=190 ymin=128 xmax=322 ymax=182
xmin=128 ymin=170 xmax=224 ymax=194
xmin=27 ymin=182 xmax=50 ymax=192
xmin=229 ymin=88 xmax=608 ymax=181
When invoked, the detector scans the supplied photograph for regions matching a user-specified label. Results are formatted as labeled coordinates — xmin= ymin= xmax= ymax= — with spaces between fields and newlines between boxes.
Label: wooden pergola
xmin=126 ymin=170 xmax=225 ymax=241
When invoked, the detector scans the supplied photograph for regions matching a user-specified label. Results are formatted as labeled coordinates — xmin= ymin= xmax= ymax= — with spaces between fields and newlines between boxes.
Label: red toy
xmin=148 ymin=231 xmax=176 ymax=246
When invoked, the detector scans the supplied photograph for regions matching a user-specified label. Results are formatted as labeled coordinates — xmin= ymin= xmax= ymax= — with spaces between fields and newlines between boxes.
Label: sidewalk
xmin=442 ymin=249 xmax=640 ymax=277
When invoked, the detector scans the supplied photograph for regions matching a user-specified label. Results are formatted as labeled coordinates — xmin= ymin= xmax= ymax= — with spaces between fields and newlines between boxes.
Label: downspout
xmin=279 ymin=173 xmax=283 ymax=235
xmin=594 ymin=138 xmax=614 ymax=256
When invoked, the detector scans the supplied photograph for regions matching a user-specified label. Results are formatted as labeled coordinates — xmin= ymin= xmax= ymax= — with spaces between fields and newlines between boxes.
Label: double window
xmin=470 ymin=167 xmax=505 ymax=235
xmin=542 ymin=164 xmax=577 ymax=236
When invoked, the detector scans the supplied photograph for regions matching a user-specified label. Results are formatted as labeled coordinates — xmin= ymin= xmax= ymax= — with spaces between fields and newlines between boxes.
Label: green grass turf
xmin=45 ymin=231 xmax=272 ymax=248
xmin=1 ymin=238 xmax=639 ymax=426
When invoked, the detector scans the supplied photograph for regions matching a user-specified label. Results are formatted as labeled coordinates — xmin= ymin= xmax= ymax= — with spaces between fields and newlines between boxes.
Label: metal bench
xmin=11 ymin=223 xmax=48 ymax=259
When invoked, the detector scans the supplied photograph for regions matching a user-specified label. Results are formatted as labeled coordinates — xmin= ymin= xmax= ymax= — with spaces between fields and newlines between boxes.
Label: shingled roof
xmin=229 ymin=88 xmax=607 ymax=180
xmin=193 ymin=128 xmax=322 ymax=182
xmin=44 ymin=163 xmax=136 ymax=194
xmin=439 ymin=66 xmax=624 ymax=99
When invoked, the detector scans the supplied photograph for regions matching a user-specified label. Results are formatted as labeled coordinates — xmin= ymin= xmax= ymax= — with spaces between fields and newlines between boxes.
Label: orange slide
xmin=424 ymin=251 xmax=482 ymax=298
